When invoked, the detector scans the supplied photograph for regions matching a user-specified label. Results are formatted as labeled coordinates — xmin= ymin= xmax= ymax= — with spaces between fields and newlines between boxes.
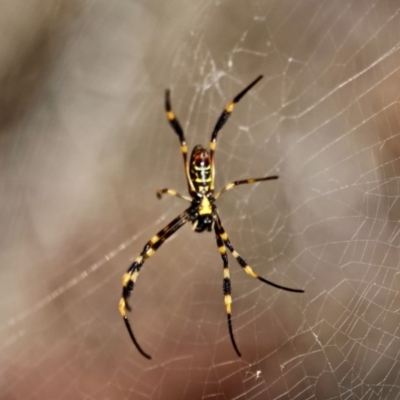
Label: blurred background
xmin=1 ymin=0 xmax=399 ymax=399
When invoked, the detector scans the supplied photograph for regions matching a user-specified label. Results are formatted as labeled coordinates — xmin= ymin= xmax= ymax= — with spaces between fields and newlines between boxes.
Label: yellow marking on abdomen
xmin=244 ymin=266 xmax=258 ymax=279
xmin=195 ymin=177 xmax=212 ymax=182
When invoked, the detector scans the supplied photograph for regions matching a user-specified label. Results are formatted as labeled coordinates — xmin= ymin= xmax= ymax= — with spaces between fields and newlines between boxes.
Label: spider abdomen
xmin=190 ymin=145 xmax=212 ymax=194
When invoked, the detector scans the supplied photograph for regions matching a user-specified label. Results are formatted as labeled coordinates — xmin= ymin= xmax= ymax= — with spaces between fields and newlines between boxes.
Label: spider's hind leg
xmin=214 ymin=227 xmax=241 ymax=357
xmin=119 ymin=209 xmax=190 ymax=359
xmin=215 ymin=215 xmax=304 ymax=293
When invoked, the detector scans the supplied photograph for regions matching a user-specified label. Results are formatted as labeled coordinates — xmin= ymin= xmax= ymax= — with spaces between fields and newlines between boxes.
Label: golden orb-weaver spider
xmin=119 ymin=75 xmax=304 ymax=359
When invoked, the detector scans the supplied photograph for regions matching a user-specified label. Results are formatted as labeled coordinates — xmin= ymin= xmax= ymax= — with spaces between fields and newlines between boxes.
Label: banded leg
xmin=215 ymin=175 xmax=278 ymax=200
xmin=156 ymin=188 xmax=192 ymax=202
xmin=165 ymin=89 xmax=195 ymax=194
xmin=119 ymin=209 xmax=190 ymax=359
xmin=215 ymin=228 xmax=241 ymax=357
xmin=209 ymin=75 xmax=263 ymax=190
xmin=215 ymin=215 xmax=304 ymax=293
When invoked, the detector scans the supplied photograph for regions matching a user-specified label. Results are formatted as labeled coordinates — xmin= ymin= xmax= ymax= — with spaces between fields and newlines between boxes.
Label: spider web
xmin=1 ymin=0 xmax=400 ymax=399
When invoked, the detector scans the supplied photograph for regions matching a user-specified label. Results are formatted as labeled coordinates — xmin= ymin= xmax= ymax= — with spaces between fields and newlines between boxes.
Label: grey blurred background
xmin=1 ymin=1 xmax=400 ymax=399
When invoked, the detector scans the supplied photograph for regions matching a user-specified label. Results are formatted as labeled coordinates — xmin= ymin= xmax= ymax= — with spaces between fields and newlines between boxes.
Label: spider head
xmin=190 ymin=145 xmax=210 ymax=167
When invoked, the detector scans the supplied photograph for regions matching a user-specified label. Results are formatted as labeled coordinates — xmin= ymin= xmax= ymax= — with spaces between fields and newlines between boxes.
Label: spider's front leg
xmin=165 ymin=89 xmax=196 ymax=194
xmin=209 ymin=75 xmax=263 ymax=190
xmin=119 ymin=209 xmax=190 ymax=359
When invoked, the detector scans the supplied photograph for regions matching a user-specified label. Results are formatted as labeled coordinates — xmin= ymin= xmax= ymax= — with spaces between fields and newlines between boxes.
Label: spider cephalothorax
xmin=188 ymin=193 xmax=215 ymax=232
xmin=119 ymin=76 xmax=304 ymax=360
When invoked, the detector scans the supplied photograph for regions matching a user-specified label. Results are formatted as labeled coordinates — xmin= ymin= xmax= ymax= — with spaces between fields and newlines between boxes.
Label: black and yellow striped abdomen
xmin=189 ymin=145 xmax=213 ymax=194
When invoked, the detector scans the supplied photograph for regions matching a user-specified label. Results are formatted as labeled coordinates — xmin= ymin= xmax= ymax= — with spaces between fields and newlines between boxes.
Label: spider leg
xmin=215 ymin=175 xmax=278 ymax=199
xmin=209 ymin=75 xmax=263 ymax=190
xmin=215 ymin=215 xmax=304 ymax=293
xmin=165 ymin=89 xmax=196 ymax=194
xmin=214 ymin=227 xmax=241 ymax=357
xmin=156 ymin=188 xmax=192 ymax=202
xmin=119 ymin=209 xmax=190 ymax=359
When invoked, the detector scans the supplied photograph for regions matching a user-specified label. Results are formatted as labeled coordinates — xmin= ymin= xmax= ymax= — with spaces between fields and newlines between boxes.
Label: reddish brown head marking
xmin=192 ymin=146 xmax=210 ymax=166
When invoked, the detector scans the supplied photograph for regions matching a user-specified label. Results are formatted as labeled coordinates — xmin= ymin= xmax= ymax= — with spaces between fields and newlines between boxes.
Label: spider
xmin=119 ymin=75 xmax=304 ymax=359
